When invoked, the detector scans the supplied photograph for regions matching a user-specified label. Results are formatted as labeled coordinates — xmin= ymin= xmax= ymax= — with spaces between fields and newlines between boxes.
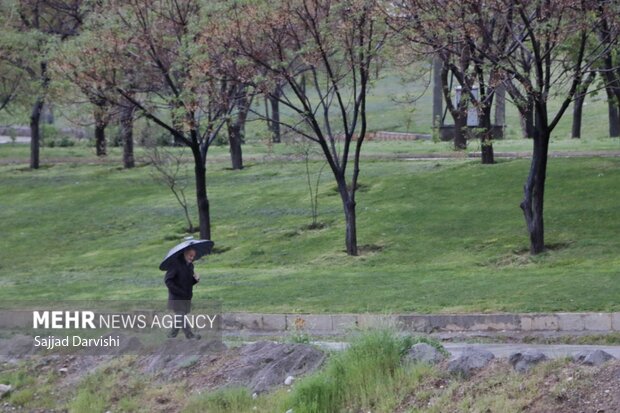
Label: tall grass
xmin=183 ymin=388 xmax=256 ymax=413
xmin=291 ymin=330 xmax=414 ymax=413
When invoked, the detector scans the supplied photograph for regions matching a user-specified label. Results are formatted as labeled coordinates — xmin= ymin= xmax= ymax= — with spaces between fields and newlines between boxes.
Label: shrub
xmin=291 ymin=329 xmax=413 ymax=413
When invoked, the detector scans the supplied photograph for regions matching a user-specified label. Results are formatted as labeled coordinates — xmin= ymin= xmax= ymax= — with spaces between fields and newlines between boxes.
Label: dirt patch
xmin=526 ymin=360 xmax=620 ymax=413
xmin=395 ymin=359 xmax=620 ymax=413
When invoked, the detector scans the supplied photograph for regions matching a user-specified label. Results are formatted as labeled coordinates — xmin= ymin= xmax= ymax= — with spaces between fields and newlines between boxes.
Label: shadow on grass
xmin=484 ymin=241 xmax=574 ymax=268
xmin=283 ymin=222 xmax=330 ymax=238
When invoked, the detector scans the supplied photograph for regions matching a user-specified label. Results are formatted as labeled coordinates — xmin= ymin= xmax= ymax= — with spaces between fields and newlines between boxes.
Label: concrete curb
xmin=221 ymin=312 xmax=620 ymax=335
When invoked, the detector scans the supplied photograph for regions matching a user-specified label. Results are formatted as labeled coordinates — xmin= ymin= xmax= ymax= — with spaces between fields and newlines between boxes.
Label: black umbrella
xmin=159 ymin=238 xmax=214 ymax=271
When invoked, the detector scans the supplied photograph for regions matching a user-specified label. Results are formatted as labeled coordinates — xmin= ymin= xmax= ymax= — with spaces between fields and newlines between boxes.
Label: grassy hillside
xmin=0 ymin=151 xmax=618 ymax=313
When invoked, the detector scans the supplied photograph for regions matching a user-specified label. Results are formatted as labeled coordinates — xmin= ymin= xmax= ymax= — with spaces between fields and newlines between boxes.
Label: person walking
xmin=160 ymin=238 xmax=213 ymax=340
xmin=164 ymin=248 xmax=201 ymax=339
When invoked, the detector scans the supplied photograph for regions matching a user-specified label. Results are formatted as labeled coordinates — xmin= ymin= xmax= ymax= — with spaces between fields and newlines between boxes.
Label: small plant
xmin=289 ymin=137 xmax=327 ymax=227
xmin=289 ymin=316 xmax=311 ymax=344
xmin=9 ymin=128 xmax=17 ymax=144
xmin=147 ymin=146 xmax=195 ymax=233
xmin=9 ymin=389 xmax=35 ymax=407
xmin=184 ymin=387 xmax=254 ymax=413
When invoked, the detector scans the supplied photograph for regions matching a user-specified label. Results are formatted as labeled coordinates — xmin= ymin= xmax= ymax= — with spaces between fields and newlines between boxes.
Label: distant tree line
xmin=0 ymin=0 xmax=619 ymax=257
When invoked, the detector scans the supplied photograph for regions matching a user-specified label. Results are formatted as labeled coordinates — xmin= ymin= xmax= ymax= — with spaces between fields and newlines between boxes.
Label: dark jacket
xmin=164 ymin=255 xmax=198 ymax=301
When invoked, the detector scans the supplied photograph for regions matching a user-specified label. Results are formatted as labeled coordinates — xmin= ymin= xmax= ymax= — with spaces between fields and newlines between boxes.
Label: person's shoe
xmin=185 ymin=332 xmax=201 ymax=340
xmin=167 ymin=330 xmax=179 ymax=338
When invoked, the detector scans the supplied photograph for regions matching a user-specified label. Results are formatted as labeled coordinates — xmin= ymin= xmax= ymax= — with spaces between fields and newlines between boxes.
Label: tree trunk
xmin=453 ymin=110 xmax=467 ymax=150
xmin=480 ymin=106 xmax=495 ymax=164
xmin=572 ymin=94 xmax=586 ymax=139
xmin=237 ymin=94 xmax=251 ymax=144
xmin=29 ymin=97 xmax=44 ymax=169
xmin=227 ymin=118 xmax=244 ymax=170
xmin=432 ymin=56 xmax=443 ymax=128
xmin=30 ymin=62 xmax=49 ymax=170
xmin=269 ymin=85 xmax=282 ymax=143
xmin=520 ymin=100 xmax=534 ymax=139
xmin=572 ymin=72 xmax=595 ymax=139
xmin=605 ymin=86 xmax=620 ymax=138
xmin=191 ymin=144 xmax=211 ymax=240
xmin=227 ymin=92 xmax=252 ymax=170
xmin=94 ymin=107 xmax=107 ymax=157
xmin=494 ymin=84 xmax=506 ymax=127
xmin=520 ymin=130 xmax=549 ymax=255
xmin=119 ymin=104 xmax=135 ymax=169
xmin=336 ymin=177 xmax=357 ymax=256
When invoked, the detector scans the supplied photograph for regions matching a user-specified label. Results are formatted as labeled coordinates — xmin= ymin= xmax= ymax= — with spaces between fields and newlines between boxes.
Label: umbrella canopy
xmin=159 ymin=238 xmax=214 ymax=271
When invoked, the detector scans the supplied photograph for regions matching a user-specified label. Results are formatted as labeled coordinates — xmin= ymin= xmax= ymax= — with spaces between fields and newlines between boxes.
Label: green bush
xmin=67 ymin=389 xmax=107 ymax=413
xmin=291 ymin=329 xmax=413 ymax=413
xmin=58 ymin=136 xmax=75 ymax=147
xmin=41 ymin=124 xmax=60 ymax=143
xmin=10 ymin=389 xmax=35 ymax=407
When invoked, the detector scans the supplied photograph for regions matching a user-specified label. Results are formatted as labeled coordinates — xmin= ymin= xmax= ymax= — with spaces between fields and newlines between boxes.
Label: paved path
xmin=313 ymin=341 xmax=620 ymax=359
xmin=0 ymin=136 xmax=30 ymax=144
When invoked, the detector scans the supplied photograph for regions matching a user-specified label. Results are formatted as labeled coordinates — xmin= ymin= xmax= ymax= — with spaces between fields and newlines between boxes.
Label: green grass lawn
xmin=0 ymin=150 xmax=618 ymax=313
xmin=1 ymin=133 xmax=620 ymax=165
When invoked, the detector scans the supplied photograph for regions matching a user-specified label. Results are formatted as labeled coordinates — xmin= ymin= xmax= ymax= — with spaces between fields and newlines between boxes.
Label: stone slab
xmin=398 ymin=315 xmax=430 ymax=332
xmin=357 ymin=314 xmax=397 ymax=330
xmin=331 ymin=315 xmax=358 ymax=332
xmin=222 ymin=313 xmax=286 ymax=331
xmin=529 ymin=315 xmax=559 ymax=331
xmin=583 ymin=313 xmax=612 ymax=331
xmin=287 ymin=315 xmax=332 ymax=332
xmin=407 ymin=314 xmax=521 ymax=333
xmin=612 ymin=313 xmax=620 ymax=331
xmin=557 ymin=313 xmax=585 ymax=331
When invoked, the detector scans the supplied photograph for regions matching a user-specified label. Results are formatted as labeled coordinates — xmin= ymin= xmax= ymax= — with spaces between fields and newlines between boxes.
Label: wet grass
xmin=0 ymin=154 xmax=619 ymax=313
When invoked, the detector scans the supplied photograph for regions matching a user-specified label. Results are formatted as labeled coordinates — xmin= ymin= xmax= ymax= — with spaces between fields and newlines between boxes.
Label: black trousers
xmin=168 ymin=300 xmax=193 ymax=338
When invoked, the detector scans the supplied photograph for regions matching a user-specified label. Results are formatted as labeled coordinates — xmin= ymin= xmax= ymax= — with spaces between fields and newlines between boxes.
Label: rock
xmin=284 ymin=375 xmax=295 ymax=386
xmin=140 ymin=339 xmax=227 ymax=374
xmin=58 ymin=368 xmax=68 ymax=374
xmin=285 ymin=410 xmax=293 ymax=413
xmin=405 ymin=343 xmax=446 ymax=365
xmin=252 ymin=392 xmax=258 ymax=400
xmin=509 ymin=351 xmax=548 ymax=373
xmin=0 ymin=335 xmax=38 ymax=361
xmin=79 ymin=333 xmax=145 ymax=356
xmin=220 ymin=341 xmax=325 ymax=393
xmin=0 ymin=384 xmax=12 ymax=398
xmin=448 ymin=347 xmax=494 ymax=378
xmin=573 ymin=350 xmax=615 ymax=366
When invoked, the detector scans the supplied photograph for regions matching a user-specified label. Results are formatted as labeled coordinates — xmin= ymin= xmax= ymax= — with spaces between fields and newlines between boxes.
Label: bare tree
xmin=228 ymin=0 xmax=390 ymax=255
xmin=148 ymin=146 xmax=195 ymax=233
xmin=63 ymin=0 xmax=242 ymax=239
